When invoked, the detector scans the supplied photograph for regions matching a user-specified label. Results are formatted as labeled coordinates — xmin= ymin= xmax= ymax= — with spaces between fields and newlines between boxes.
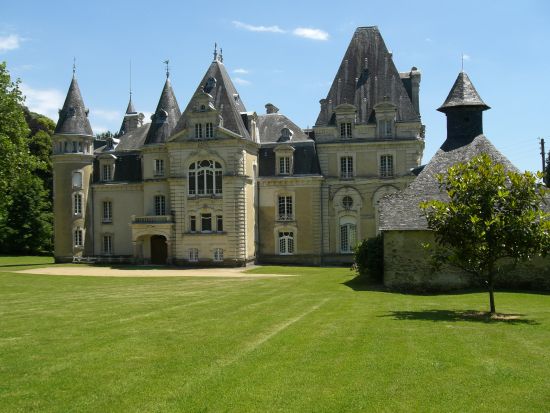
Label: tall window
xmin=380 ymin=155 xmax=394 ymax=178
xmin=188 ymin=248 xmax=199 ymax=262
xmin=74 ymin=228 xmax=83 ymax=247
xmin=340 ymin=156 xmax=353 ymax=179
xmin=216 ymin=215 xmax=223 ymax=232
xmin=340 ymin=223 xmax=357 ymax=253
xmin=103 ymin=201 xmax=112 ymax=223
xmin=340 ymin=122 xmax=352 ymax=138
xmin=72 ymin=171 xmax=82 ymax=189
xmin=154 ymin=159 xmax=164 ymax=176
xmin=102 ymin=164 xmax=113 ymax=181
xmin=102 ymin=235 xmax=112 ymax=254
xmin=188 ymin=160 xmax=223 ymax=195
xmin=201 ymin=213 xmax=212 ymax=232
xmin=154 ymin=195 xmax=166 ymax=215
xmin=195 ymin=123 xmax=203 ymax=138
xmin=279 ymin=232 xmax=294 ymax=255
xmin=278 ymin=196 xmax=293 ymax=221
xmin=213 ymin=248 xmax=223 ymax=262
xmin=278 ymin=156 xmax=291 ymax=175
xmin=190 ymin=215 xmax=196 ymax=232
xmin=73 ymin=193 xmax=82 ymax=215
xmin=379 ymin=120 xmax=393 ymax=137
xmin=205 ymin=123 xmax=214 ymax=138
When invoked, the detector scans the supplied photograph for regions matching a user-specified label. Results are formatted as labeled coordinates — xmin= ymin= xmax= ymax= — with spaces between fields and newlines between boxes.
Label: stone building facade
xmin=52 ymin=26 xmax=426 ymax=265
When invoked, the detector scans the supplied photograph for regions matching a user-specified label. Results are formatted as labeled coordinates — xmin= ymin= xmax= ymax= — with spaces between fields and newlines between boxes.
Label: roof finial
xmin=129 ymin=59 xmax=132 ymax=99
xmin=163 ymin=59 xmax=170 ymax=78
xmin=461 ymin=53 xmax=464 ymax=73
xmin=72 ymin=57 xmax=76 ymax=78
xmin=213 ymin=42 xmax=218 ymax=61
xmin=220 ymin=47 xmax=223 ymax=63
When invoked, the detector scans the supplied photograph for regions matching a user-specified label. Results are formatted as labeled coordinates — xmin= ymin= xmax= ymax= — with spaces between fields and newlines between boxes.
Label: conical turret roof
xmin=125 ymin=96 xmax=136 ymax=114
xmin=174 ymin=58 xmax=250 ymax=139
xmin=438 ymin=72 xmax=490 ymax=112
xmin=55 ymin=77 xmax=93 ymax=136
xmin=315 ymin=26 xmax=418 ymax=126
xmin=144 ymin=77 xmax=181 ymax=145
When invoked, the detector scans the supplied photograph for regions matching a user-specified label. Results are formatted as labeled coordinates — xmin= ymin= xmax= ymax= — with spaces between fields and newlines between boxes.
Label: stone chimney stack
xmin=265 ymin=103 xmax=279 ymax=114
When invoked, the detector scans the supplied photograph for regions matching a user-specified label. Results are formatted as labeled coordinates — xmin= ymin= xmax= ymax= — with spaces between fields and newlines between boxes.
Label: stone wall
xmin=383 ymin=230 xmax=550 ymax=291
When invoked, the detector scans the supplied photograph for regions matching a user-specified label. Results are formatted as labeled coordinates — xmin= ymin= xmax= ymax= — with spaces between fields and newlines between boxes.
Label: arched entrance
xmin=150 ymin=235 xmax=167 ymax=265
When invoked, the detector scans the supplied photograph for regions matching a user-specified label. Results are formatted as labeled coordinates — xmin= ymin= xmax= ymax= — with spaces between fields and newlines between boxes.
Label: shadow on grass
xmin=380 ymin=310 xmax=539 ymax=325
xmin=0 ymin=263 xmax=53 ymax=269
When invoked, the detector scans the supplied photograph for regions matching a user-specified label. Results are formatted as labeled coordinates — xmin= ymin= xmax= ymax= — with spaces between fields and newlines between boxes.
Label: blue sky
xmin=2 ymin=0 xmax=549 ymax=173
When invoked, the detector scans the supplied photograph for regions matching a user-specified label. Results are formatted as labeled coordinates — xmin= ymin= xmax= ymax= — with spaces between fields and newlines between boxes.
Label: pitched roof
xmin=257 ymin=113 xmax=310 ymax=143
xmin=315 ymin=26 xmax=418 ymax=126
xmin=115 ymin=123 xmax=150 ymax=152
xmin=378 ymin=134 xmax=518 ymax=231
xmin=438 ymin=72 xmax=490 ymax=112
xmin=173 ymin=59 xmax=250 ymax=139
xmin=144 ymin=78 xmax=181 ymax=145
xmin=55 ymin=77 xmax=93 ymax=136
xmin=125 ymin=96 xmax=136 ymax=114
xmin=258 ymin=142 xmax=322 ymax=177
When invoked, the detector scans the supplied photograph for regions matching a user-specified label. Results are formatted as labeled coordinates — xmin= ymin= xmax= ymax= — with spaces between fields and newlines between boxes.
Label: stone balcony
xmin=131 ymin=215 xmax=174 ymax=224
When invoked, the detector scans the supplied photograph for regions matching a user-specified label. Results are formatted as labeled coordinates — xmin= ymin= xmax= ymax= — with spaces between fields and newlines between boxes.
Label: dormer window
xmin=102 ymin=164 xmax=113 ymax=181
xmin=279 ymin=156 xmax=291 ymax=175
xmin=340 ymin=122 xmax=352 ymax=138
xmin=379 ymin=119 xmax=393 ymax=137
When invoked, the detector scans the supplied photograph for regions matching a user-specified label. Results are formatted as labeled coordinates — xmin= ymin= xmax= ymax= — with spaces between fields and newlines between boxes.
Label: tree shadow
xmin=380 ymin=310 xmax=539 ymax=325
xmin=0 ymin=263 xmax=53 ymax=269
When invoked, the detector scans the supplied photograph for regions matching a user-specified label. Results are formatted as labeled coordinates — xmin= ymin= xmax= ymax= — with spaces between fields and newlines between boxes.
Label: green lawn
xmin=1 ymin=258 xmax=549 ymax=412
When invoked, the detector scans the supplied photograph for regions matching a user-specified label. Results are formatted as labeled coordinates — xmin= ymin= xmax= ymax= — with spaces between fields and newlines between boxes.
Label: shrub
xmin=353 ymin=234 xmax=384 ymax=282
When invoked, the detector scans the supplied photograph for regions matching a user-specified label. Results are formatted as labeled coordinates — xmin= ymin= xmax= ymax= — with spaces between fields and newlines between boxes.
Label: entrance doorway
xmin=150 ymin=235 xmax=167 ymax=265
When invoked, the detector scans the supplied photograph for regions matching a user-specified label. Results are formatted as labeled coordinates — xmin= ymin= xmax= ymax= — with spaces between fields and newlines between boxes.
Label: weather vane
xmin=72 ymin=57 xmax=76 ymax=77
xmin=213 ymin=42 xmax=218 ymax=61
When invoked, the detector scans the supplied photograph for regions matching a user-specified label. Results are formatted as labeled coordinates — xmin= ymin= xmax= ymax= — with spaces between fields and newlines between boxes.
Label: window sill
xmin=102 ymin=220 xmax=113 ymax=224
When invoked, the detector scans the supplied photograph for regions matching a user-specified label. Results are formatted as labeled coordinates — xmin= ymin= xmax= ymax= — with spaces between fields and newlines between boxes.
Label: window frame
xmin=74 ymin=227 xmax=83 ymax=247
xmin=188 ymin=248 xmax=199 ymax=262
xmin=190 ymin=215 xmax=196 ymax=232
xmin=213 ymin=248 xmax=224 ymax=262
xmin=201 ymin=213 xmax=212 ymax=232
xmin=73 ymin=193 xmax=83 ymax=216
xmin=216 ymin=215 xmax=223 ymax=232
xmin=102 ymin=164 xmax=113 ymax=182
xmin=102 ymin=200 xmax=112 ymax=223
xmin=154 ymin=159 xmax=165 ymax=177
xmin=340 ymin=223 xmax=357 ymax=254
xmin=340 ymin=122 xmax=352 ymax=139
xmin=188 ymin=160 xmax=223 ymax=196
xmin=102 ymin=234 xmax=113 ymax=255
xmin=154 ymin=195 xmax=166 ymax=216
xmin=278 ymin=231 xmax=295 ymax=255
xmin=379 ymin=154 xmax=394 ymax=178
xmin=277 ymin=195 xmax=293 ymax=221
xmin=340 ymin=156 xmax=354 ymax=179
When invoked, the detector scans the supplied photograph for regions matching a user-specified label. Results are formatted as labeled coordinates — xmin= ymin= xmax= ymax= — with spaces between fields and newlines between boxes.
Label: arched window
xmin=340 ymin=221 xmax=357 ymax=253
xmin=278 ymin=231 xmax=294 ymax=255
xmin=188 ymin=160 xmax=223 ymax=195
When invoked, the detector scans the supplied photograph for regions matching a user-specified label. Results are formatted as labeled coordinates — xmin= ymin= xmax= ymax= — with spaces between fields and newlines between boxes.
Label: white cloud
xmin=292 ymin=27 xmax=329 ymax=41
xmin=0 ymin=34 xmax=21 ymax=52
xmin=233 ymin=68 xmax=249 ymax=74
xmin=20 ymin=83 xmax=64 ymax=120
xmin=233 ymin=77 xmax=251 ymax=86
xmin=232 ymin=21 xmax=285 ymax=33
xmin=92 ymin=109 xmax=121 ymax=121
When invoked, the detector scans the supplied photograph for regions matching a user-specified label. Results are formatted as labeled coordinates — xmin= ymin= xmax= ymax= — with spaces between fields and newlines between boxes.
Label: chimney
xmin=265 ymin=103 xmax=279 ymax=114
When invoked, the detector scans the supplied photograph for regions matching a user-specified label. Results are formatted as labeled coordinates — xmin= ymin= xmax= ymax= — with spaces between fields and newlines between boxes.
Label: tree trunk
xmin=487 ymin=268 xmax=496 ymax=314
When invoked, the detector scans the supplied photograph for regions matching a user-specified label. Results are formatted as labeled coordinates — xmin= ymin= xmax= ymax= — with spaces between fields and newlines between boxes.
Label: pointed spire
xmin=315 ymin=26 xmax=418 ymax=126
xmin=55 ymin=74 xmax=93 ymax=136
xmin=144 ymin=75 xmax=181 ymax=145
xmin=438 ymin=72 xmax=490 ymax=112
xmin=173 ymin=56 xmax=250 ymax=139
xmin=213 ymin=43 xmax=218 ymax=62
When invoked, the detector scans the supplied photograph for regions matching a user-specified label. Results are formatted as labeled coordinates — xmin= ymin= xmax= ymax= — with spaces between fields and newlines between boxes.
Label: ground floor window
xmin=213 ymin=248 xmax=223 ymax=262
xmin=188 ymin=248 xmax=199 ymax=262
xmin=278 ymin=231 xmax=294 ymax=255
xmin=74 ymin=228 xmax=83 ymax=247
xmin=102 ymin=235 xmax=113 ymax=254
xmin=340 ymin=223 xmax=357 ymax=253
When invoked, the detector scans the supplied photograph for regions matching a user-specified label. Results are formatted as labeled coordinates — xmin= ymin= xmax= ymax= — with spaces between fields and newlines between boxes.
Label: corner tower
xmin=51 ymin=72 xmax=95 ymax=262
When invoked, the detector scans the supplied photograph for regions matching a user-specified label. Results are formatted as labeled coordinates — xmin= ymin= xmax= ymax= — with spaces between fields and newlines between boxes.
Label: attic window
xmin=233 ymin=94 xmax=239 ymax=102
xmin=200 ymin=105 xmax=206 ymax=111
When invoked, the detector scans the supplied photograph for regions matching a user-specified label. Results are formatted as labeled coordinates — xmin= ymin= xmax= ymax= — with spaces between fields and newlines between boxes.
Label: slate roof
xmin=174 ymin=59 xmax=250 ymax=139
xmin=125 ymin=96 xmax=136 ymax=114
xmin=257 ymin=113 xmax=310 ymax=143
xmin=144 ymin=78 xmax=181 ymax=145
xmin=258 ymin=141 xmax=322 ymax=177
xmin=115 ymin=123 xmax=150 ymax=152
xmin=92 ymin=154 xmax=142 ymax=183
xmin=315 ymin=26 xmax=419 ymax=126
xmin=438 ymin=72 xmax=490 ymax=112
xmin=55 ymin=77 xmax=93 ymax=136
xmin=378 ymin=134 xmax=518 ymax=231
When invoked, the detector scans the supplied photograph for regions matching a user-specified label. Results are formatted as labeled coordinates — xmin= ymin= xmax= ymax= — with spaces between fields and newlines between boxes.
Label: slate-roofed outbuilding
xmin=174 ymin=58 xmax=250 ymax=139
xmin=379 ymin=71 xmax=515 ymax=231
xmin=55 ymin=76 xmax=93 ymax=136
xmin=144 ymin=77 xmax=181 ymax=145
xmin=315 ymin=26 xmax=419 ymax=126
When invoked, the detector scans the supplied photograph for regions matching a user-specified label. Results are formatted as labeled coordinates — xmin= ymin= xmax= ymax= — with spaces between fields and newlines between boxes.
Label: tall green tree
xmin=0 ymin=62 xmax=53 ymax=254
xmin=421 ymin=154 xmax=550 ymax=314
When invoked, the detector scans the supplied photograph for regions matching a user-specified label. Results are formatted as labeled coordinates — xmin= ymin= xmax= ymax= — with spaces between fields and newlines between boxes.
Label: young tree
xmin=421 ymin=154 xmax=550 ymax=314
